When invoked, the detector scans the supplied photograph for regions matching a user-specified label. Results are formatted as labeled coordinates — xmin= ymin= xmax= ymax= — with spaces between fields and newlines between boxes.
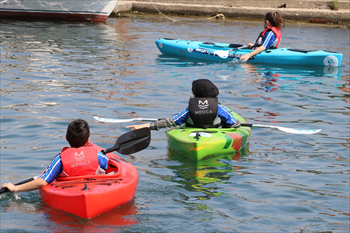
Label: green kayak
xmin=165 ymin=109 xmax=251 ymax=160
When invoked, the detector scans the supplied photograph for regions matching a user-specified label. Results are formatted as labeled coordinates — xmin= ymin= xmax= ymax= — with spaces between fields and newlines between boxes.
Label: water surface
xmin=0 ymin=15 xmax=349 ymax=232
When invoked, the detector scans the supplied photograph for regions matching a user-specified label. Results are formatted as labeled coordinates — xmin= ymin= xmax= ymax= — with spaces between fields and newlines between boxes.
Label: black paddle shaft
xmin=0 ymin=177 xmax=35 ymax=194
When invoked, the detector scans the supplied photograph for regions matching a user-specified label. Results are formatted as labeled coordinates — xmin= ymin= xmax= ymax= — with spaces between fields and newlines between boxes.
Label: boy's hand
xmin=232 ymin=120 xmax=241 ymax=128
xmin=2 ymin=183 xmax=16 ymax=192
xmin=126 ymin=123 xmax=151 ymax=131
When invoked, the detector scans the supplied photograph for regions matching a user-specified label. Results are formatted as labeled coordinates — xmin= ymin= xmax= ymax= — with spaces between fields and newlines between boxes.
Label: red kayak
xmin=40 ymin=141 xmax=139 ymax=219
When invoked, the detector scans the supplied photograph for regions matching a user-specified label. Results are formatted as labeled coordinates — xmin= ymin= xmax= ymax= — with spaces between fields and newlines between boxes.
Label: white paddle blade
xmin=94 ymin=116 xmax=141 ymax=123
xmin=252 ymin=124 xmax=322 ymax=134
xmin=93 ymin=116 xmax=158 ymax=123
xmin=213 ymin=50 xmax=229 ymax=59
xmin=276 ymin=127 xmax=322 ymax=135
xmin=213 ymin=46 xmax=245 ymax=59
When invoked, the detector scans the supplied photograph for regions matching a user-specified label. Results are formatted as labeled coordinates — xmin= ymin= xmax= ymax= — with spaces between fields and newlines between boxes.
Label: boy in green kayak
xmin=127 ymin=79 xmax=241 ymax=131
xmin=1 ymin=119 xmax=108 ymax=193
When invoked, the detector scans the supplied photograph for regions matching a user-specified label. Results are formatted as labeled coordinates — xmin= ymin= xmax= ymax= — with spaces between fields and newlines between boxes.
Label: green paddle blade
xmin=103 ymin=127 xmax=151 ymax=155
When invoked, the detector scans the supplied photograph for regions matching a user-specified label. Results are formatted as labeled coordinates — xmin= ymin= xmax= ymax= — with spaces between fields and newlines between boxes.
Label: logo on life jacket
xmin=74 ymin=151 xmax=85 ymax=161
xmin=195 ymin=100 xmax=213 ymax=114
xmin=198 ymin=100 xmax=209 ymax=109
xmin=60 ymin=147 xmax=99 ymax=177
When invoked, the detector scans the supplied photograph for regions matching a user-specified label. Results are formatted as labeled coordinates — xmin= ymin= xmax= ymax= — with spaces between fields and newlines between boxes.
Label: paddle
xmin=0 ymin=128 xmax=151 ymax=195
xmin=94 ymin=116 xmax=159 ymax=123
xmin=0 ymin=177 xmax=38 ymax=194
xmin=93 ymin=116 xmax=321 ymax=135
xmin=102 ymin=127 xmax=151 ymax=155
xmin=240 ymin=123 xmax=321 ymax=135
xmin=214 ymin=45 xmax=246 ymax=59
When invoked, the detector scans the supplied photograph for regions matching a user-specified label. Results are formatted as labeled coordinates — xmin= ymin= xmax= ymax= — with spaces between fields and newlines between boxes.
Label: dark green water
xmin=0 ymin=15 xmax=349 ymax=232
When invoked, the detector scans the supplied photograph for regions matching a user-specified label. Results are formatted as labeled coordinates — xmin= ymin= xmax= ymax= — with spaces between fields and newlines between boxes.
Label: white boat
xmin=0 ymin=0 xmax=119 ymax=21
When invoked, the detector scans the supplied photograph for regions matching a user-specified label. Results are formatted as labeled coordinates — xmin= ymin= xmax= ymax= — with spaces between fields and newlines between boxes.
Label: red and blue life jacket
xmin=60 ymin=146 xmax=99 ymax=177
xmin=254 ymin=26 xmax=281 ymax=49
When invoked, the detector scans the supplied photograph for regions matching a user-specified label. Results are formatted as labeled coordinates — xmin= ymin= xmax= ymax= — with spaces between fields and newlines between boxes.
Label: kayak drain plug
xmin=82 ymin=183 xmax=89 ymax=191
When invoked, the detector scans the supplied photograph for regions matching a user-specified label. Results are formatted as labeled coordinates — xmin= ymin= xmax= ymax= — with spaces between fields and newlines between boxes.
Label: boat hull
xmin=166 ymin=108 xmax=251 ymax=160
xmin=156 ymin=38 xmax=343 ymax=67
xmin=40 ymin=141 xmax=138 ymax=219
xmin=0 ymin=0 xmax=118 ymax=21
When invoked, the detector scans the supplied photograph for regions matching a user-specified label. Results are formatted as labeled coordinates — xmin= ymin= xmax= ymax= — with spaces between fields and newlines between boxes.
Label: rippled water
xmin=0 ymin=15 xmax=349 ymax=232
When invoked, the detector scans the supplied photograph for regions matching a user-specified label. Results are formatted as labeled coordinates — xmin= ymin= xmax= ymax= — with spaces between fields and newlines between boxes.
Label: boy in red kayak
xmin=2 ymin=119 xmax=108 ymax=193
xmin=240 ymin=12 xmax=284 ymax=62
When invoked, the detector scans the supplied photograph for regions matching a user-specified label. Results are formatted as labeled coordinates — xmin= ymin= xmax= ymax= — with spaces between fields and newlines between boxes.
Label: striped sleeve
xmin=39 ymin=153 xmax=63 ymax=184
xmin=262 ymin=31 xmax=277 ymax=50
xmin=172 ymin=107 xmax=190 ymax=125
xmin=217 ymin=105 xmax=237 ymax=126
xmin=98 ymin=151 xmax=109 ymax=170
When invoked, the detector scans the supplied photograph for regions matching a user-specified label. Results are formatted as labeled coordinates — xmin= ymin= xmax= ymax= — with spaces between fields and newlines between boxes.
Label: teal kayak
xmin=156 ymin=38 xmax=343 ymax=67
xmin=165 ymin=108 xmax=251 ymax=160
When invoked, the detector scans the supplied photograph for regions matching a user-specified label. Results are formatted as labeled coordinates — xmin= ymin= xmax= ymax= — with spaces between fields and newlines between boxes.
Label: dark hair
xmin=264 ymin=12 xmax=283 ymax=30
xmin=66 ymin=119 xmax=90 ymax=148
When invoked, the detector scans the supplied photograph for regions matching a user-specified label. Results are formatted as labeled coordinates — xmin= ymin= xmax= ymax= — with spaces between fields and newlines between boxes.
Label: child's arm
xmin=240 ymin=45 xmax=266 ymax=62
xmin=2 ymin=178 xmax=48 ymax=193
xmin=126 ymin=108 xmax=189 ymax=131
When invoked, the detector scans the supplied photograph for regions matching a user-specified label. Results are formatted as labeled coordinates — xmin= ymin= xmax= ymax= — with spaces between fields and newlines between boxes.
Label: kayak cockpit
xmin=55 ymin=157 xmax=123 ymax=181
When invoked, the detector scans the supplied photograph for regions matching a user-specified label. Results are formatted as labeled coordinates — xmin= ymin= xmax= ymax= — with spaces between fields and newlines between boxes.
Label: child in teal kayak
xmin=126 ymin=79 xmax=241 ymax=131
xmin=1 ymin=119 xmax=108 ymax=193
xmin=240 ymin=12 xmax=284 ymax=62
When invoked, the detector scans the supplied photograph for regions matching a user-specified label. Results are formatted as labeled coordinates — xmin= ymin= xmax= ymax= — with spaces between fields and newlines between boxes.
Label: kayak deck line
xmin=51 ymin=179 xmax=123 ymax=189
xmin=50 ymin=178 xmax=123 ymax=186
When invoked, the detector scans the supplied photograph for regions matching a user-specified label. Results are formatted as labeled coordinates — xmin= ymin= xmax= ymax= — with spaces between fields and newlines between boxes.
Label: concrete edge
xmin=113 ymin=2 xmax=350 ymax=24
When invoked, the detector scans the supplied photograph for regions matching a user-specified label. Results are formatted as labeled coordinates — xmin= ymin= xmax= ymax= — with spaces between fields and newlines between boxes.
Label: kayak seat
xmin=105 ymin=157 xmax=122 ymax=174
xmin=324 ymin=50 xmax=340 ymax=54
xmin=229 ymin=43 xmax=243 ymax=48
xmin=202 ymin=42 xmax=215 ymax=45
xmin=287 ymin=48 xmax=317 ymax=53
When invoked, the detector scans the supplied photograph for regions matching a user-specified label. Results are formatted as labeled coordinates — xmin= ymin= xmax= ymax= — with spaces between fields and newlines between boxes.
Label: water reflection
xmin=1 ymin=193 xmax=139 ymax=231
xmin=156 ymin=54 xmax=341 ymax=80
xmin=40 ymin=199 xmax=138 ymax=232
xmin=167 ymin=147 xmax=250 ymax=200
xmin=242 ymin=63 xmax=341 ymax=79
xmin=0 ymin=19 xmax=136 ymax=82
xmin=156 ymin=54 xmax=342 ymax=98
